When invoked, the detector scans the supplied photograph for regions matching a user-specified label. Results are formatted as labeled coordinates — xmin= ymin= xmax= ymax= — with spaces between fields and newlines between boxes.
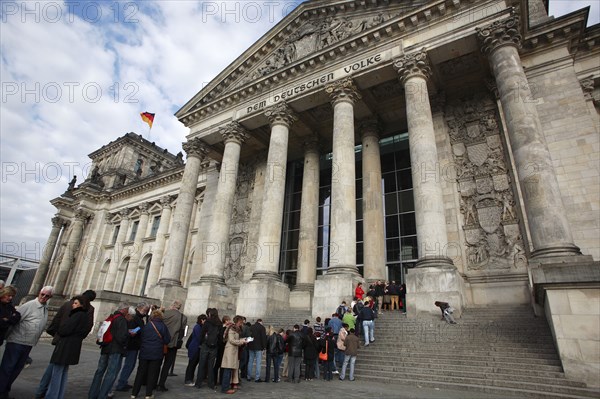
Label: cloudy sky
xmin=0 ymin=0 xmax=598 ymax=262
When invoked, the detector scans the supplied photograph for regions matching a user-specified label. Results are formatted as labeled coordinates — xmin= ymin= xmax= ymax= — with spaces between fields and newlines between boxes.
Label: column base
xmin=531 ymin=244 xmax=582 ymax=259
xmin=416 ymin=256 xmax=454 ymax=268
xmin=405 ymin=264 xmax=465 ymax=319
xmin=312 ymin=274 xmax=363 ymax=319
xmin=236 ymin=279 xmax=290 ymax=319
xmin=198 ymin=274 xmax=225 ymax=285
xmin=147 ymin=283 xmax=187 ymax=307
xmin=326 ymin=265 xmax=360 ymax=276
xmin=251 ymin=270 xmax=281 ymax=280
xmin=289 ymin=283 xmax=314 ymax=311
xmin=184 ymin=281 xmax=237 ymax=317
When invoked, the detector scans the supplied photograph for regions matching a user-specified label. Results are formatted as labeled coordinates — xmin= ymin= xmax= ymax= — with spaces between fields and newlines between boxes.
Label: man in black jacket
xmin=88 ymin=302 xmax=129 ymax=399
xmin=196 ymin=308 xmax=221 ymax=389
xmin=285 ymin=325 xmax=304 ymax=383
xmin=247 ymin=319 xmax=267 ymax=382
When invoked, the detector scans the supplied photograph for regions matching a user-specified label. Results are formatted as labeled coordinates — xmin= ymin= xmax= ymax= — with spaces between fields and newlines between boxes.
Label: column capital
xmin=358 ymin=117 xmax=381 ymax=140
xmin=325 ymin=77 xmax=362 ymax=106
xmin=182 ymin=137 xmax=210 ymax=160
xmin=119 ymin=209 xmax=131 ymax=220
xmin=303 ymin=136 xmax=320 ymax=154
xmin=393 ymin=50 xmax=432 ymax=84
xmin=160 ymin=196 xmax=173 ymax=208
xmin=74 ymin=208 xmax=91 ymax=222
xmin=476 ymin=14 xmax=522 ymax=55
xmin=264 ymin=102 xmax=298 ymax=128
xmin=220 ymin=122 xmax=249 ymax=145
xmin=51 ymin=216 xmax=65 ymax=228
xmin=139 ymin=202 xmax=150 ymax=215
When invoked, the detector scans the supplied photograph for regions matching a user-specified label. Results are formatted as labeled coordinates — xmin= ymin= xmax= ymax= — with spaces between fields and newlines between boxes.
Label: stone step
xmin=358 ymin=352 xmax=563 ymax=367
xmin=350 ymin=374 xmax=600 ymax=399
xmin=352 ymin=359 xmax=564 ymax=375
xmin=351 ymin=363 xmax=586 ymax=388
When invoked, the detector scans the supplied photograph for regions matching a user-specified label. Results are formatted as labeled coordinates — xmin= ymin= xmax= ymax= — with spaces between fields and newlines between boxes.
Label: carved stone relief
xmin=445 ymin=93 xmax=527 ymax=271
xmin=231 ymin=11 xmax=404 ymax=90
xmin=223 ymin=162 xmax=256 ymax=286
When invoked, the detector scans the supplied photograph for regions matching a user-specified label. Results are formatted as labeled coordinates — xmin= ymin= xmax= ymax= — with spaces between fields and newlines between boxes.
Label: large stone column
xmin=360 ymin=118 xmax=386 ymax=282
xmin=238 ymin=102 xmax=297 ymax=318
xmin=52 ymin=210 xmax=88 ymax=297
xmin=313 ymin=78 xmax=363 ymax=318
xmin=290 ymin=137 xmax=320 ymax=310
xmin=393 ymin=51 xmax=463 ymax=317
xmin=123 ymin=203 xmax=150 ymax=294
xmin=158 ymin=138 xmax=209 ymax=288
xmin=145 ymin=197 xmax=172 ymax=295
xmin=104 ymin=209 xmax=130 ymax=290
xmin=188 ymin=123 xmax=248 ymax=314
xmin=26 ymin=216 xmax=65 ymax=301
xmin=476 ymin=15 xmax=581 ymax=259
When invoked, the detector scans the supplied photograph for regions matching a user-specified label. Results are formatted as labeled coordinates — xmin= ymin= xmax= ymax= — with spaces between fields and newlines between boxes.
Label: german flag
xmin=140 ymin=112 xmax=155 ymax=129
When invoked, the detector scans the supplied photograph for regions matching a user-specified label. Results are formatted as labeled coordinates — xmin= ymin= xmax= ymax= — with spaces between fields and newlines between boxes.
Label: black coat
xmin=303 ymin=335 xmax=318 ymax=361
xmin=50 ymin=307 xmax=89 ymax=365
xmin=0 ymin=301 xmax=20 ymax=346
xmin=126 ymin=310 xmax=146 ymax=351
xmin=248 ymin=322 xmax=267 ymax=351
xmin=286 ymin=331 xmax=304 ymax=357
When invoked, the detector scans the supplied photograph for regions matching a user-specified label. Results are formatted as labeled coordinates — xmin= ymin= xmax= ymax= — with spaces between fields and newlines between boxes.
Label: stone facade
xmin=32 ymin=0 xmax=599 ymax=387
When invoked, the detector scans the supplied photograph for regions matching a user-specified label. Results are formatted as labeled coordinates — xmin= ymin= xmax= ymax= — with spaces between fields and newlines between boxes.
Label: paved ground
xmin=9 ymin=340 xmax=512 ymax=399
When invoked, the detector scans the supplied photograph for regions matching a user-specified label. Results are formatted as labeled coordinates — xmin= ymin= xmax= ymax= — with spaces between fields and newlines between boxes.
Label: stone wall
xmin=526 ymin=53 xmax=600 ymax=260
xmin=544 ymin=288 xmax=600 ymax=387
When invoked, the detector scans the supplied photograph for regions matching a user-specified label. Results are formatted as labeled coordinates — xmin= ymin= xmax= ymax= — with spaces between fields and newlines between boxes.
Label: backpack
xmin=204 ymin=323 xmax=220 ymax=348
xmin=336 ymin=305 xmax=346 ymax=317
xmin=96 ymin=313 xmax=121 ymax=346
xmin=274 ymin=334 xmax=285 ymax=354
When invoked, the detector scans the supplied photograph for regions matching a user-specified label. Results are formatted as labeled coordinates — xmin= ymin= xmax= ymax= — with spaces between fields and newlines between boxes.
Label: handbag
xmin=318 ymin=339 xmax=328 ymax=362
xmin=150 ymin=321 xmax=168 ymax=355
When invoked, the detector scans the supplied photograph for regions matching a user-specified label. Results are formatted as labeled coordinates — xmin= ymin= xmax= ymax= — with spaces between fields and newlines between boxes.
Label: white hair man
xmin=0 ymin=285 xmax=54 ymax=399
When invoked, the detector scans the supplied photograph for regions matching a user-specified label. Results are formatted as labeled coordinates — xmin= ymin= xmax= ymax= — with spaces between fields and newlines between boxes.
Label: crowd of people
xmin=0 ymin=278 xmax=456 ymax=399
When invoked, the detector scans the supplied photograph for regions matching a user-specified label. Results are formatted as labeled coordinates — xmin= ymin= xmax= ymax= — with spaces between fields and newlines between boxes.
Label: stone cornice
xmin=88 ymin=132 xmax=179 ymax=163
xmin=177 ymin=0 xmax=468 ymax=126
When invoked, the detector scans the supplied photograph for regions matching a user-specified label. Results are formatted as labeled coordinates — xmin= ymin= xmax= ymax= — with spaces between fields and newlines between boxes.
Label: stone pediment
xmin=177 ymin=0 xmax=446 ymax=123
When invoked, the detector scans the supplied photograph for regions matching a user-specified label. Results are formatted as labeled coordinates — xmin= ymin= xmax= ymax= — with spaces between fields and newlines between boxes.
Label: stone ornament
xmin=476 ymin=14 xmax=522 ymax=55
xmin=182 ymin=138 xmax=210 ymax=159
xmin=580 ymin=76 xmax=599 ymax=105
xmin=393 ymin=50 xmax=432 ymax=84
xmin=445 ymin=92 xmax=527 ymax=271
xmin=264 ymin=102 xmax=298 ymax=128
xmin=220 ymin=122 xmax=249 ymax=145
xmin=325 ymin=77 xmax=362 ymax=105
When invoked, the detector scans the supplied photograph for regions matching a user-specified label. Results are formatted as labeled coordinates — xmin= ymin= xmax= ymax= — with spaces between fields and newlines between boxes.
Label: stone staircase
xmin=262 ymin=306 xmax=599 ymax=398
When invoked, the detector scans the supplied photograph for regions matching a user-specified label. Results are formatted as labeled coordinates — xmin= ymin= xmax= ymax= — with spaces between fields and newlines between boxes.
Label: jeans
xmin=35 ymin=362 xmax=54 ymax=398
xmin=362 ymin=320 xmax=374 ymax=346
xmin=265 ymin=353 xmax=282 ymax=382
xmin=46 ymin=363 xmax=69 ymax=399
xmin=340 ymin=355 xmax=356 ymax=381
xmin=196 ymin=345 xmax=217 ymax=388
xmin=246 ymin=350 xmax=262 ymax=381
xmin=334 ymin=348 xmax=344 ymax=369
xmin=88 ymin=353 xmax=123 ymax=399
xmin=314 ymin=358 xmax=320 ymax=379
xmin=115 ymin=349 xmax=138 ymax=389
xmin=323 ymin=360 xmax=334 ymax=381
xmin=0 ymin=342 xmax=33 ymax=396
xmin=221 ymin=368 xmax=233 ymax=392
